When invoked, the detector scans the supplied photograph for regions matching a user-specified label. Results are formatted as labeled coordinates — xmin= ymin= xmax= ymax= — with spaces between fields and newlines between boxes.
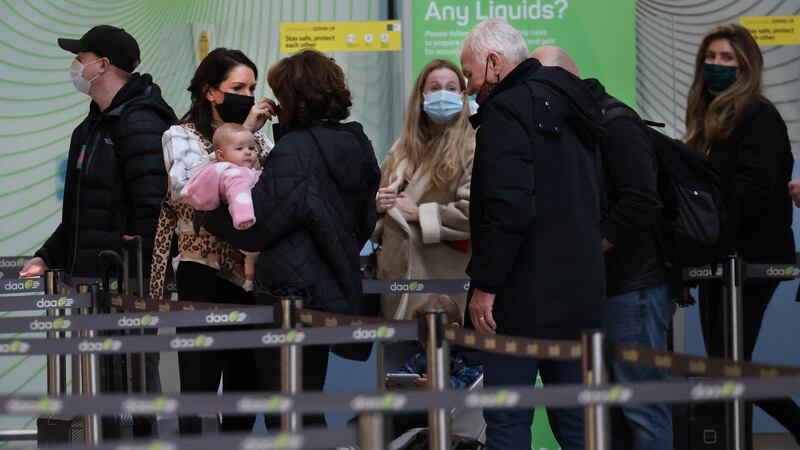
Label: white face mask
xmin=70 ymin=58 xmax=102 ymax=95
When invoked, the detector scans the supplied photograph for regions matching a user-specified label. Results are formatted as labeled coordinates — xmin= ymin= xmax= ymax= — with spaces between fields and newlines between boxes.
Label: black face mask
xmin=215 ymin=92 xmax=254 ymax=124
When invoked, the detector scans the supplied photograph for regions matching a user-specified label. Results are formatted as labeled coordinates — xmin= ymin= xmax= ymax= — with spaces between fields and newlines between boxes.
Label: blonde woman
xmin=686 ymin=24 xmax=799 ymax=446
xmin=373 ymin=59 xmax=475 ymax=320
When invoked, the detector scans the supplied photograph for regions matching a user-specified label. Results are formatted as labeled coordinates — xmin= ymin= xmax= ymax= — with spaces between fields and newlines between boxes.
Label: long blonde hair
xmin=684 ymin=24 xmax=763 ymax=150
xmin=383 ymin=60 xmax=474 ymax=187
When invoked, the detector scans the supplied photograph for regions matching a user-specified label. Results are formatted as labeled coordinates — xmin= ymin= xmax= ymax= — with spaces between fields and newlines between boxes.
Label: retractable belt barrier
xmin=0 ymin=293 xmax=91 ymax=312
xmin=10 ymin=429 xmax=357 ymax=450
xmin=3 ymin=303 xmax=797 ymax=381
xmin=0 ymin=322 xmax=419 ymax=355
xmin=108 ymin=293 xmax=253 ymax=313
xmin=2 ymin=375 xmax=800 ymax=416
xmin=609 ymin=339 xmax=800 ymax=378
xmin=0 ymin=307 xmax=274 ymax=333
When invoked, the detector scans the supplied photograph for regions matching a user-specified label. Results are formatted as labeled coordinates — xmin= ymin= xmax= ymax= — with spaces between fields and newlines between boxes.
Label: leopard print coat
xmin=148 ymin=123 xmax=270 ymax=299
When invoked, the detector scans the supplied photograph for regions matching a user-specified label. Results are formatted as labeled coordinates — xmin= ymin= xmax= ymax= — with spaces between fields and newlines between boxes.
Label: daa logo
xmin=123 ymin=397 xmax=178 ymax=414
xmin=236 ymin=395 xmax=293 ymax=413
xmin=577 ymin=386 xmax=634 ymax=405
xmin=170 ymin=335 xmax=214 ymax=349
xmin=5 ymin=398 xmax=63 ymax=414
xmin=261 ymin=330 xmax=305 ymax=345
xmin=465 ymin=389 xmax=521 ymax=408
xmin=241 ymin=435 xmax=302 ymax=450
xmin=690 ymin=381 xmax=745 ymax=401
xmin=351 ymin=393 xmax=407 ymax=411
xmin=0 ymin=258 xmax=25 ymax=268
xmin=0 ymin=340 xmax=30 ymax=354
xmin=206 ymin=310 xmax=247 ymax=323
xmin=352 ymin=326 xmax=396 ymax=340
xmin=766 ymin=266 xmax=799 ymax=277
xmin=29 ymin=318 xmax=72 ymax=331
xmin=389 ymin=281 xmax=425 ymax=292
xmin=36 ymin=296 xmax=75 ymax=309
xmin=5 ymin=279 xmax=42 ymax=292
xmin=687 ymin=267 xmax=721 ymax=278
xmin=78 ymin=338 xmax=122 ymax=353
xmin=118 ymin=315 xmax=159 ymax=328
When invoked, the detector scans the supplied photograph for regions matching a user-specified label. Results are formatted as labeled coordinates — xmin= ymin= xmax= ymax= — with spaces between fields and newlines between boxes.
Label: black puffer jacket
xmin=36 ymin=73 xmax=176 ymax=276
xmin=205 ymin=121 xmax=381 ymax=314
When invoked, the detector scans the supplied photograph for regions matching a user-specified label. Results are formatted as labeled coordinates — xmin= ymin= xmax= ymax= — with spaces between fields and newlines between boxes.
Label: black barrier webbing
xmin=0 ymin=322 xmax=418 ymax=355
xmin=0 ymin=307 xmax=275 ymax=333
xmin=3 ymin=375 xmax=800 ymax=415
xmin=11 ymin=428 xmax=356 ymax=450
xmin=0 ymin=293 xmax=92 ymax=312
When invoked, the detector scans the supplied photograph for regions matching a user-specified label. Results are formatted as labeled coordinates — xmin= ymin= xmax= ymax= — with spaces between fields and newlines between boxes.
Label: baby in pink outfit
xmin=181 ymin=123 xmax=261 ymax=290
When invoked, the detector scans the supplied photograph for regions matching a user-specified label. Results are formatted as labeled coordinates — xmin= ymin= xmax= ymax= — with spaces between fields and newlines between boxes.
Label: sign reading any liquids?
xmin=280 ymin=21 xmax=401 ymax=53
xmin=411 ymin=0 xmax=637 ymax=106
xmin=740 ymin=16 xmax=800 ymax=46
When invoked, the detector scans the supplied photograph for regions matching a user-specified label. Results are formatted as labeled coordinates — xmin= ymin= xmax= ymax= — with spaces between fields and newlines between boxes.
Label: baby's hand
xmin=235 ymin=219 xmax=255 ymax=230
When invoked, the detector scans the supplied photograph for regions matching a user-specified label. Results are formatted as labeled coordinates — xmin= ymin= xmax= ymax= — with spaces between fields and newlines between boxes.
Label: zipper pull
xmin=76 ymin=144 xmax=87 ymax=169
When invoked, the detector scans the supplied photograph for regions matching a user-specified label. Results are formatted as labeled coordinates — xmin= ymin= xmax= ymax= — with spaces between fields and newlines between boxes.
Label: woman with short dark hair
xmin=205 ymin=49 xmax=381 ymax=428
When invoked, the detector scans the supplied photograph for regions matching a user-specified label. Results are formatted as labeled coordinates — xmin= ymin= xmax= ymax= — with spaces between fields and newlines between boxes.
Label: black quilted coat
xmin=205 ymin=121 xmax=381 ymax=314
xmin=36 ymin=73 xmax=176 ymax=277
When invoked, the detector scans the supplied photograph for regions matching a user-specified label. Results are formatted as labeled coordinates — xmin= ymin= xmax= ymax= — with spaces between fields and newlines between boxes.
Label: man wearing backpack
xmin=462 ymin=23 xmax=606 ymax=449
xmin=20 ymin=26 xmax=176 ymax=399
xmin=534 ymin=46 xmax=676 ymax=450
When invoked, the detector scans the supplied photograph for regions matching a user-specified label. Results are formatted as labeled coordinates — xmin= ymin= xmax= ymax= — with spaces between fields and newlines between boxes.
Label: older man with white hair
xmin=460 ymin=20 xmax=606 ymax=449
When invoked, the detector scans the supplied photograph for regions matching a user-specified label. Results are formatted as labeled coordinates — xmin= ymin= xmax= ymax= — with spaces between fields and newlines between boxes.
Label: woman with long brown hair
xmin=685 ymin=23 xmax=799 ymax=446
xmin=373 ymin=59 xmax=475 ymax=320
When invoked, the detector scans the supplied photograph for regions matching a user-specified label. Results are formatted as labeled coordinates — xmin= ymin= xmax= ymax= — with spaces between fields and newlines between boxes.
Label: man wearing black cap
xmin=21 ymin=25 xmax=176 ymax=397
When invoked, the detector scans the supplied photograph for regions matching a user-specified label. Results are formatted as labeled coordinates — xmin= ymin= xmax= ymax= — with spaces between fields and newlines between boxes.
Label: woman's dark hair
xmin=267 ymin=49 xmax=351 ymax=130
xmin=180 ymin=48 xmax=258 ymax=141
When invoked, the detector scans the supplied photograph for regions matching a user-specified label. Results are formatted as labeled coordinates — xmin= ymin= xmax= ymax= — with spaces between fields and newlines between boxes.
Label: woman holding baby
xmin=148 ymin=47 xmax=275 ymax=435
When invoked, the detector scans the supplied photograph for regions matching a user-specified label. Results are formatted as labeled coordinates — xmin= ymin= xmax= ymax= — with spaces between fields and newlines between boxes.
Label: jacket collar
xmin=470 ymin=58 xmax=542 ymax=129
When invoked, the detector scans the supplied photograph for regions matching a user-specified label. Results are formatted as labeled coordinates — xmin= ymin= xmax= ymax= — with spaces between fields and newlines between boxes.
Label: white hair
xmin=462 ymin=19 xmax=529 ymax=65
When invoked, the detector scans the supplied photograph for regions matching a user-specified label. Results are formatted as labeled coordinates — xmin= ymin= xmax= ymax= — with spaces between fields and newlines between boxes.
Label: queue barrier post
xmin=582 ymin=329 xmax=610 ymax=450
xmin=375 ymin=340 xmax=385 ymax=393
xmin=425 ymin=310 xmax=451 ymax=450
xmin=722 ymin=254 xmax=746 ymax=450
xmin=280 ymin=297 xmax=303 ymax=432
xmin=44 ymin=269 xmax=65 ymax=396
xmin=77 ymin=283 xmax=102 ymax=444
xmin=358 ymin=412 xmax=386 ymax=450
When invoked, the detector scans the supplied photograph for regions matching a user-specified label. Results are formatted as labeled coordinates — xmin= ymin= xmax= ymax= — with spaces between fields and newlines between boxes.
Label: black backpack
xmin=601 ymin=101 xmax=737 ymax=267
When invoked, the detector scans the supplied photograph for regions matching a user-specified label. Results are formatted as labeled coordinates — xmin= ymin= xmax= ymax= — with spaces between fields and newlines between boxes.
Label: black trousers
xmin=254 ymin=292 xmax=330 ymax=430
xmin=700 ymin=280 xmax=800 ymax=447
xmin=176 ymin=261 xmax=258 ymax=434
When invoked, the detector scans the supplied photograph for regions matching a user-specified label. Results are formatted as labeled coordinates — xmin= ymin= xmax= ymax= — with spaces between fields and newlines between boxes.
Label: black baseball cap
xmin=57 ymin=25 xmax=140 ymax=73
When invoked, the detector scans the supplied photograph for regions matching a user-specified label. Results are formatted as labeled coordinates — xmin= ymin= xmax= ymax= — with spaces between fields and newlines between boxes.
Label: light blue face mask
xmin=423 ymin=90 xmax=464 ymax=124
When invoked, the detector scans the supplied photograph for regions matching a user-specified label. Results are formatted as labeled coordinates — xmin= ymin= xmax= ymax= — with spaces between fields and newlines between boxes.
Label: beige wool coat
xmin=372 ymin=141 xmax=473 ymax=320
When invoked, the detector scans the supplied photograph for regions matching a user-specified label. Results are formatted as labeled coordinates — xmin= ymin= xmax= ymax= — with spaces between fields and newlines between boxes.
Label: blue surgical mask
xmin=423 ymin=90 xmax=464 ymax=124
xmin=468 ymin=96 xmax=479 ymax=116
xmin=702 ymin=64 xmax=737 ymax=93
